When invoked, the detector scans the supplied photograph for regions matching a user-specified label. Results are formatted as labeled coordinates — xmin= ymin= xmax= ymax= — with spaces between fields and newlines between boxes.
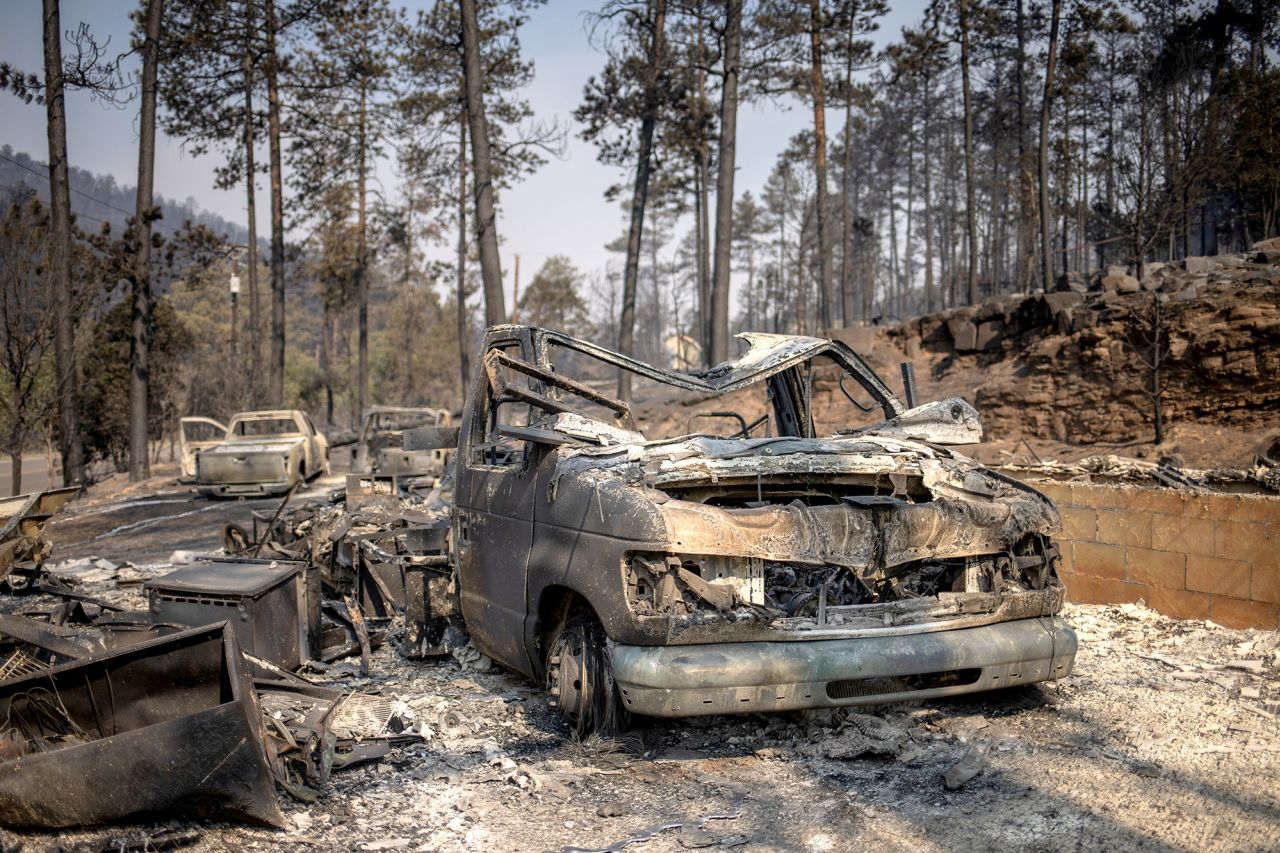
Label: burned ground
xmin=1 ymin=477 xmax=1277 ymax=852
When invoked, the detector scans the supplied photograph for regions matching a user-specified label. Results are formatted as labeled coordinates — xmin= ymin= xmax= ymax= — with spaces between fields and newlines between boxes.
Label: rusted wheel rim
xmin=547 ymin=629 xmax=588 ymax=730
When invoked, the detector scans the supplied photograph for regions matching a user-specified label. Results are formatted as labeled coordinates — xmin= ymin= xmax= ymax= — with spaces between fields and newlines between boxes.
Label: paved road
xmin=41 ymin=474 xmax=344 ymax=566
xmin=0 ymin=454 xmax=60 ymax=498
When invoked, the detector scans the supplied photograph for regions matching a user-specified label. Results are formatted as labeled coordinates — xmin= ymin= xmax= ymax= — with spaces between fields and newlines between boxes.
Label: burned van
xmin=452 ymin=325 xmax=1076 ymax=733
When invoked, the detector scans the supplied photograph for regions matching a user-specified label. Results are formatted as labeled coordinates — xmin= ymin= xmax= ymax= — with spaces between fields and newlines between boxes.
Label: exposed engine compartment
xmin=623 ymin=472 xmax=1064 ymax=634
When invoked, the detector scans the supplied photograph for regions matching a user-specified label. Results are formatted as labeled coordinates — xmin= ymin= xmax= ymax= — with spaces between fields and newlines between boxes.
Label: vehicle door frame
xmin=453 ymin=329 xmax=542 ymax=676
xmin=178 ymin=417 xmax=228 ymax=480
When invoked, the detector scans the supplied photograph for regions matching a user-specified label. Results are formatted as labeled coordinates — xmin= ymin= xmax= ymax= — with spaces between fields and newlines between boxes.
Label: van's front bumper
xmin=609 ymin=616 xmax=1077 ymax=717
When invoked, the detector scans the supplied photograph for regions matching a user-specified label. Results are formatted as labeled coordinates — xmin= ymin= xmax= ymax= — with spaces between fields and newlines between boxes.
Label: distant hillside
xmin=0 ymin=144 xmax=248 ymax=244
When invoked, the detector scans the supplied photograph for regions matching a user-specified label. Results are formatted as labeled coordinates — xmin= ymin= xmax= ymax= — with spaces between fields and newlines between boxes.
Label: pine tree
xmin=399 ymin=0 xmax=554 ymax=395
xmin=2 ymin=4 xmax=123 ymax=486
xmin=578 ymin=0 xmax=671 ymax=398
xmin=158 ymin=0 xmax=312 ymax=406
xmin=129 ymin=0 xmax=165 ymax=482
xmin=289 ymin=0 xmax=402 ymax=423
xmin=518 ymin=256 xmax=591 ymax=336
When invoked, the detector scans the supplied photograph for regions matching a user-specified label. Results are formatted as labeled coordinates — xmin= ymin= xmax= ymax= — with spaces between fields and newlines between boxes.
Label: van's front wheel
xmin=545 ymin=615 xmax=628 ymax=737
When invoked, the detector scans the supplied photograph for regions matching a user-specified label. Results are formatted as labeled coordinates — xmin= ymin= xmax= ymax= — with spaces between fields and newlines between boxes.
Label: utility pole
xmin=230 ymin=257 xmax=241 ymax=407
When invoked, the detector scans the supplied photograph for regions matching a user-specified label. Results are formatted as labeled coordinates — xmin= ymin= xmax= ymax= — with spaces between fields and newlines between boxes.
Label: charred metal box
xmin=145 ymin=557 xmax=320 ymax=670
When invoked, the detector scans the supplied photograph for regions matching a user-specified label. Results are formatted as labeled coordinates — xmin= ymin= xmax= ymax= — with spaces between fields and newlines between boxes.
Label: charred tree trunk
xmin=265 ymin=0 xmax=287 ymax=407
xmin=808 ymin=0 xmax=833 ymax=328
xmin=887 ymin=168 xmax=898 ymax=321
xmin=321 ymin=304 xmax=334 ymax=425
xmin=1134 ymin=93 xmax=1149 ymax=280
xmin=1133 ymin=294 xmax=1168 ymax=445
xmin=778 ymin=194 xmax=788 ymax=329
xmin=958 ymin=0 xmax=979 ymax=306
xmin=1105 ymin=40 xmax=1116 ymax=216
xmin=7 ymin=449 xmax=20 ymax=497
xmin=243 ymin=0 xmax=261 ymax=406
xmin=1059 ymin=91 xmax=1071 ymax=276
xmin=694 ymin=169 xmax=708 ymax=357
xmin=457 ymin=119 xmax=471 ymax=401
xmin=861 ymin=139 xmax=873 ymax=320
xmin=944 ymin=103 xmax=958 ymax=308
xmin=355 ymin=80 xmax=369 ymax=424
xmin=42 ymin=0 xmax=83 ymax=487
xmin=1039 ymin=0 xmax=1063 ymax=292
xmin=698 ymin=166 xmax=710 ymax=354
xmin=709 ymin=0 xmax=741 ymax=365
xmin=839 ymin=20 xmax=855 ymax=325
xmin=1015 ymin=0 xmax=1031 ymax=292
xmin=797 ymin=208 xmax=809 ymax=331
xmin=461 ymin=0 xmax=507 ymax=328
xmin=403 ymin=185 xmax=414 ymax=404
xmin=695 ymin=14 xmax=711 ymax=361
xmin=904 ymin=97 xmax=916 ymax=316
xmin=922 ymin=70 xmax=935 ymax=313
xmin=616 ymin=0 xmax=666 ymax=399
xmin=1079 ymin=105 xmax=1088 ymax=272
xmin=129 ymin=0 xmax=164 ymax=483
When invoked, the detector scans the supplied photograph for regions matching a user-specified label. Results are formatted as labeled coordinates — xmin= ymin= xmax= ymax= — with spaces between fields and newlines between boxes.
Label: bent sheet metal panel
xmin=0 ymin=622 xmax=284 ymax=829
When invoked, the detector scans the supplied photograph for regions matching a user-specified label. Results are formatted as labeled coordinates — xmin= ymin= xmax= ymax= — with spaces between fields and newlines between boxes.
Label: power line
xmin=0 ymin=181 xmax=113 ymax=228
xmin=0 ymin=151 xmax=180 ymax=234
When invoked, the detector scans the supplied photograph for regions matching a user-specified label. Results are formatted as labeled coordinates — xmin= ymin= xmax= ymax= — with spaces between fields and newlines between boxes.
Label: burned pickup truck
xmin=450 ymin=326 xmax=1076 ymax=733
xmin=196 ymin=410 xmax=330 ymax=498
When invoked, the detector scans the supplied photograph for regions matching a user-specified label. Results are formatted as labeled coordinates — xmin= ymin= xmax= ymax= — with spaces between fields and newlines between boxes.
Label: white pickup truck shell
xmin=195 ymin=410 xmax=329 ymax=498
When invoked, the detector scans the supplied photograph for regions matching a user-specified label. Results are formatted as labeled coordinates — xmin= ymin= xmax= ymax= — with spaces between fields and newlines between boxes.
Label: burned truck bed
xmin=452 ymin=326 xmax=1077 ymax=731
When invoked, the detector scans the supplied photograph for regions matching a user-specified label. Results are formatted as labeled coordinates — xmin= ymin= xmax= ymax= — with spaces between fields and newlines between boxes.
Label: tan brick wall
xmin=1010 ymin=478 xmax=1280 ymax=630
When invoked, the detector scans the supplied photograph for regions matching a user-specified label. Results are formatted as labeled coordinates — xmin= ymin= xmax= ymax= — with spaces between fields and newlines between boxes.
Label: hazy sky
xmin=0 ymin=0 xmax=925 ymax=309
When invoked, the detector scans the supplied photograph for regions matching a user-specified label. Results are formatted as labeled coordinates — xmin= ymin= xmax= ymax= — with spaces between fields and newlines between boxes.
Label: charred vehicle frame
xmin=447 ymin=326 xmax=1076 ymax=733
xmin=195 ymin=410 xmax=330 ymax=499
xmin=354 ymin=406 xmax=456 ymax=480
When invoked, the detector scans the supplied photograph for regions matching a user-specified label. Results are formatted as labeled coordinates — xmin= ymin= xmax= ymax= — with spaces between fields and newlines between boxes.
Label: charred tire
xmin=222 ymin=522 xmax=251 ymax=554
xmin=546 ymin=615 xmax=629 ymax=737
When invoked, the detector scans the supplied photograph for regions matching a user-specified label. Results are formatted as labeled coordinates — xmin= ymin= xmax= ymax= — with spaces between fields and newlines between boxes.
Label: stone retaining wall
xmin=1022 ymin=480 xmax=1280 ymax=630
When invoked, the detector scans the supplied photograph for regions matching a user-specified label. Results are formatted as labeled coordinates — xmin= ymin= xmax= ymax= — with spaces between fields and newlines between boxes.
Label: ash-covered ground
xmin=4 ymin=475 xmax=1279 ymax=853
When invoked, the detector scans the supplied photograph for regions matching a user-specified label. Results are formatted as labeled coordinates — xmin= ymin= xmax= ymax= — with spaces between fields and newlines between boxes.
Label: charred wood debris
xmin=0 ymin=475 xmax=458 ymax=831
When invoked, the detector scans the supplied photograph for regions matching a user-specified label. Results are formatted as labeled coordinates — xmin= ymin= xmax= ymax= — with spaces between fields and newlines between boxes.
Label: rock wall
xmin=872 ymin=253 xmax=1280 ymax=444
xmin=1018 ymin=479 xmax=1280 ymax=630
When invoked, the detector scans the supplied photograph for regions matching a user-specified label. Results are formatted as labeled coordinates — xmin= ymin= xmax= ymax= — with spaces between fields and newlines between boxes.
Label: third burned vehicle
xmin=354 ymin=406 xmax=455 ymax=479
xmin=451 ymin=326 xmax=1077 ymax=733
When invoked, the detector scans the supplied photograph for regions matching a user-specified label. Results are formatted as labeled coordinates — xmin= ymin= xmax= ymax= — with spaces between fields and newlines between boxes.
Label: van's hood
xmin=557 ymin=424 xmax=988 ymax=492
xmin=553 ymin=423 xmax=1059 ymax=571
xmin=650 ymin=478 xmax=1058 ymax=571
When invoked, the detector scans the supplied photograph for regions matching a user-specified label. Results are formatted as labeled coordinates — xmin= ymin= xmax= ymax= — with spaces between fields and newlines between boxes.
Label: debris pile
xmin=997 ymin=452 xmax=1280 ymax=494
xmin=0 ymin=488 xmax=78 ymax=594
xmin=0 ymin=624 xmax=282 ymax=829
xmin=224 ymin=473 xmax=458 ymax=661
xmin=0 ymin=479 xmax=455 ymax=832
xmin=2 ymin=472 xmax=1278 ymax=850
